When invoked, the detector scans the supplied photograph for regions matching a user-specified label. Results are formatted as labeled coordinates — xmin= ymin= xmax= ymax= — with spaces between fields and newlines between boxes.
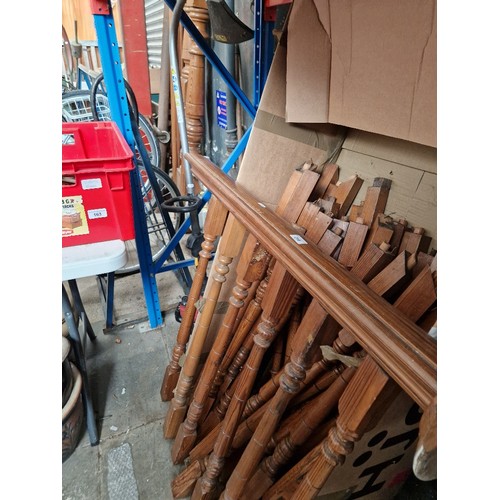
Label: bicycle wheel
xmin=61 ymin=89 xmax=180 ymax=275
xmin=61 ymin=89 xmax=161 ymax=168
xmin=118 ymin=166 xmax=185 ymax=275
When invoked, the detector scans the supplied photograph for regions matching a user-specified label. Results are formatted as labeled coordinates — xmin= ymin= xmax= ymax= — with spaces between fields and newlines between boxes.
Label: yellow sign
xmin=62 ymin=195 xmax=89 ymax=238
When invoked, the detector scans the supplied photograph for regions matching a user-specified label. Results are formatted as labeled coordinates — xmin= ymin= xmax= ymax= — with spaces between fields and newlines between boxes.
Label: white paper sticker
xmin=81 ymin=178 xmax=103 ymax=190
xmin=290 ymin=234 xmax=307 ymax=245
xmin=87 ymin=208 xmax=108 ymax=219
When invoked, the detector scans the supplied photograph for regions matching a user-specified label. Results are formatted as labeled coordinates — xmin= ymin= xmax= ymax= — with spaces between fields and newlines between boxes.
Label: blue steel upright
xmin=91 ymin=0 xmax=163 ymax=327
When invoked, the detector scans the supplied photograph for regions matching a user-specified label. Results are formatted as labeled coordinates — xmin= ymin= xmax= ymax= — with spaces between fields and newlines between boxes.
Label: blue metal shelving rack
xmin=90 ymin=0 xmax=273 ymax=328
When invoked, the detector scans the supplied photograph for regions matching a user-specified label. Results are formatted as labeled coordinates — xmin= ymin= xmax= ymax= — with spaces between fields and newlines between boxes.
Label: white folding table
xmin=62 ymin=239 xmax=127 ymax=445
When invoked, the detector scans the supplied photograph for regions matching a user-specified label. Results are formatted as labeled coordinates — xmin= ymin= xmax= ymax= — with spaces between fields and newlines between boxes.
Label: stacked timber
xmin=160 ymin=158 xmax=437 ymax=499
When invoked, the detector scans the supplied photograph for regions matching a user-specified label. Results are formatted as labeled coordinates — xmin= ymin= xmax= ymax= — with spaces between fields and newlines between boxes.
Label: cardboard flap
xmin=286 ymin=0 xmax=436 ymax=147
xmin=286 ymin=0 xmax=331 ymax=123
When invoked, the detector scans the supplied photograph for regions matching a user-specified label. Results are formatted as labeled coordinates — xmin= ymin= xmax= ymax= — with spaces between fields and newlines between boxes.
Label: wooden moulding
xmin=186 ymin=151 xmax=437 ymax=412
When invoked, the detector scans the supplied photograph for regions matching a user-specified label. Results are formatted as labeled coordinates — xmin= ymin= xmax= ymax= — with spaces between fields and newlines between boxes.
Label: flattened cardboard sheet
xmin=286 ymin=0 xmax=436 ymax=147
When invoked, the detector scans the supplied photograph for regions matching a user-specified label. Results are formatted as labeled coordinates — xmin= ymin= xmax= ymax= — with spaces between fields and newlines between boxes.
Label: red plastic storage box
xmin=62 ymin=121 xmax=136 ymax=247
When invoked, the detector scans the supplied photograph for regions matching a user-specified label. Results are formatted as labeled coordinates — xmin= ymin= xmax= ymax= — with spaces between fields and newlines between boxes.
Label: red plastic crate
xmin=62 ymin=121 xmax=135 ymax=247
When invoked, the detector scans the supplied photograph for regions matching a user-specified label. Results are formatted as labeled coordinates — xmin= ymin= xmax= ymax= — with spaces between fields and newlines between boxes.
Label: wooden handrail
xmin=186 ymin=151 xmax=437 ymax=411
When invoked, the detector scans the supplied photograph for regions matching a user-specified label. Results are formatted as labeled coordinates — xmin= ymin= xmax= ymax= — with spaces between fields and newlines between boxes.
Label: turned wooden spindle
xmin=244 ymin=366 xmax=358 ymax=500
xmin=164 ymin=214 xmax=246 ymax=440
xmin=192 ymin=262 xmax=299 ymax=499
xmin=284 ymin=302 xmax=303 ymax=364
xmin=171 ymin=235 xmax=271 ymax=463
xmin=243 ymin=367 xmax=283 ymax=420
xmin=269 ymin=332 xmax=285 ymax=378
xmin=285 ymin=329 xmax=358 ymax=407
xmin=292 ymin=355 xmax=354 ymax=407
xmin=233 ymin=278 xmax=260 ymax=337
xmin=173 ymin=402 xmax=271 ymax=499
xmin=243 ymin=306 xmax=339 ymax=420
xmin=290 ymin=356 xmax=397 ymax=499
xmin=174 ymin=361 xmax=349 ymax=499
xmin=222 ymin=299 xmax=329 ymax=500
xmin=202 ymin=260 xmax=275 ymax=426
xmin=205 ymin=285 xmax=304 ymax=434
xmin=160 ymin=197 xmax=228 ymax=401
xmin=263 ymin=436 xmax=326 ymax=500
xmin=172 ymin=454 xmax=211 ymax=499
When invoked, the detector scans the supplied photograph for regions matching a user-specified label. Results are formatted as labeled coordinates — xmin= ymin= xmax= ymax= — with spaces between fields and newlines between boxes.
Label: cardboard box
xmin=286 ymin=0 xmax=437 ymax=148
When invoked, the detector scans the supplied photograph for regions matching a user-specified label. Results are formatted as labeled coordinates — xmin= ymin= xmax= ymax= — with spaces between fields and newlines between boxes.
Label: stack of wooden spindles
xmin=160 ymin=160 xmax=437 ymax=499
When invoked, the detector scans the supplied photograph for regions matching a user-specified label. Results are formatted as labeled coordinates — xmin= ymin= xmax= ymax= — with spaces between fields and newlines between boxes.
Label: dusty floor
xmin=62 ymin=257 xmax=192 ymax=500
xmin=61 ymin=249 xmax=436 ymax=500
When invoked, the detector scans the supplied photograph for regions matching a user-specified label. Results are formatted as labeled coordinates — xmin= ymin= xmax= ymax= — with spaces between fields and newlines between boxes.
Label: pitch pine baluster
xmin=201 ymin=259 xmax=275 ymax=430
xmin=222 ymin=299 xmax=329 ymax=500
xmin=244 ymin=366 xmax=357 ymax=499
xmin=205 ymin=285 xmax=303 ymax=433
xmin=284 ymin=302 xmax=302 ymax=363
xmin=192 ymin=261 xmax=299 ymax=499
xmin=160 ymin=197 xmax=228 ymax=401
xmin=289 ymin=356 xmax=396 ymax=500
xmin=269 ymin=334 xmax=285 ymax=378
xmin=171 ymin=235 xmax=271 ymax=462
xmin=164 ymin=214 xmax=246 ymax=441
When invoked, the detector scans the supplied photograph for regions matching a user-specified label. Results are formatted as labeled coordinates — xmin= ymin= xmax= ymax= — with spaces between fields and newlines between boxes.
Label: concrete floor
xmin=61 ymin=249 xmax=437 ymax=500
xmin=62 ymin=259 xmax=192 ymax=500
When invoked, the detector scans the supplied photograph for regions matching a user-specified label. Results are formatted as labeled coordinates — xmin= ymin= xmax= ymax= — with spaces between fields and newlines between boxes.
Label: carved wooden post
xmin=160 ymin=198 xmax=228 ymax=401
xmin=192 ymin=261 xmax=299 ymax=499
xmin=184 ymin=0 xmax=208 ymax=154
xmin=289 ymin=356 xmax=397 ymax=499
xmin=222 ymin=299 xmax=329 ymax=500
xmin=171 ymin=235 xmax=271 ymax=462
xmin=164 ymin=213 xmax=246 ymax=439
